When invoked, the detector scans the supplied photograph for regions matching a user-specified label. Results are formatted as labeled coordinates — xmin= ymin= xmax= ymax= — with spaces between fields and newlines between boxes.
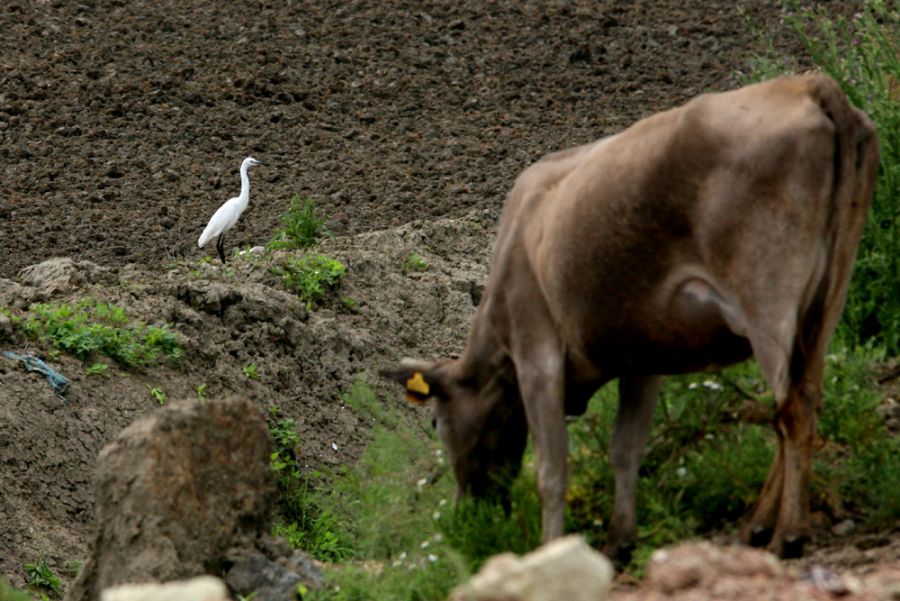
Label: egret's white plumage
xmin=198 ymin=156 xmax=263 ymax=262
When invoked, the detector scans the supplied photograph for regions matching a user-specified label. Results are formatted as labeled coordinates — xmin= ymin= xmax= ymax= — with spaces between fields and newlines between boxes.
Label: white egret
xmin=198 ymin=156 xmax=264 ymax=263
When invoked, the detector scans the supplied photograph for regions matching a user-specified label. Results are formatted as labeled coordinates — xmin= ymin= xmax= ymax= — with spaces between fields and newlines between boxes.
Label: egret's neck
xmin=239 ymin=164 xmax=251 ymax=202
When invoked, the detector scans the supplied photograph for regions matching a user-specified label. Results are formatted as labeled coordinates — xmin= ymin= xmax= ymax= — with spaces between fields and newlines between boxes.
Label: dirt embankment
xmin=0 ymin=211 xmax=495 ymax=589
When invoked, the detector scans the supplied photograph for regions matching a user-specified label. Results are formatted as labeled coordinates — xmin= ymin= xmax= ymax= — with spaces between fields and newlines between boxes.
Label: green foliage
xmin=268 ymin=195 xmax=330 ymax=251
xmin=567 ymin=345 xmax=899 ymax=571
xmin=23 ymin=559 xmax=60 ymax=593
xmin=268 ymin=407 xmax=351 ymax=562
xmin=743 ymin=0 xmax=900 ymax=354
xmin=271 ymin=253 xmax=347 ymax=307
xmin=243 ymin=362 xmax=260 ymax=381
xmin=567 ymin=369 xmax=773 ymax=560
xmin=813 ymin=346 xmax=900 ymax=526
xmin=309 ymin=556 xmax=464 ymax=601
xmin=196 ymin=383 xmax=208 ymax=402
xmin=402 ymin=253 xmax=429 ymax=274
xmin=15 ymin=299 xmax=182 ymax=368
xmin=302 ymin=378 xmax=541 ymax=601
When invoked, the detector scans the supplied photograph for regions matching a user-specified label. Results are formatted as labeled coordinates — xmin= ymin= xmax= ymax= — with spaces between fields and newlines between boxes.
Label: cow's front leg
xmin=516 ymin=347 xmax=567 ymax=542
xmin=604 ymin=375 xmax=661 ymax=567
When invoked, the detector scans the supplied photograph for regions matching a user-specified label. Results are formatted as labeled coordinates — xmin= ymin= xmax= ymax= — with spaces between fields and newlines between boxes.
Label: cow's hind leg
xmin=771 ymin=369 xmax=822 ymax=558
xmin=604 ymin=375 xmax=662 ymax=567
xmin=743 ymin=344 xmax=824 ymax=558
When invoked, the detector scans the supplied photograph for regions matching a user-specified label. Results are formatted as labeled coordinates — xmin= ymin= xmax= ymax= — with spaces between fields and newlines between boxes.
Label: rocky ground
xmin=0 ymin=0 xmax=895 ymax=598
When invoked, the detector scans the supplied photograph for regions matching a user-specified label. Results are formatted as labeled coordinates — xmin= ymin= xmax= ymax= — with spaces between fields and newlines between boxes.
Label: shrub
xmin=268 ymin=195 xmax=330 ymax=250
xmin=271 ymin=253 xmax=346 ymax=307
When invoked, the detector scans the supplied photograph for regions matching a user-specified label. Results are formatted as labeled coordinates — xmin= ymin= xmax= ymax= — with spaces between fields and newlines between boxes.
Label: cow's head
xmin=381 ymin=358 xmax=528 ymax=504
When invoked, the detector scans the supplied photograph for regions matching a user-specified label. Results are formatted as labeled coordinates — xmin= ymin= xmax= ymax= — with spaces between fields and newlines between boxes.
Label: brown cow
xmin=383 ymin=73 xmax=878 ymax=563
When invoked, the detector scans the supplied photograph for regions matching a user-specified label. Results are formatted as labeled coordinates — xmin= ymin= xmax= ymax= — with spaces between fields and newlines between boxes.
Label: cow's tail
xmin=794 ymin=72 xmax=879 ymax=375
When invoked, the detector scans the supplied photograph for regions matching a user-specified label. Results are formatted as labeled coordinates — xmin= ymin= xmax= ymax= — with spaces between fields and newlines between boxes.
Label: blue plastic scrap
xmin=2 ymin=351 xmax=70 ymax=403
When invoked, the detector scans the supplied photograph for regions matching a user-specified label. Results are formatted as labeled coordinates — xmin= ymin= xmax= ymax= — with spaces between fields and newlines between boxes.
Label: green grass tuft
xmin=402 ymin=253 xmax=429 ymax=275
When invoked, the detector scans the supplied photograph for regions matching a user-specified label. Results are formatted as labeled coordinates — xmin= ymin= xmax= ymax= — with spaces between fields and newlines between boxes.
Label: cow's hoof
xmin=602 ymin=542 xmax=635 ymax=570
xmin=778 ymin=534 xmax=808 ymax=559
xmin=746 ymin=525 xmax=774 ymax=548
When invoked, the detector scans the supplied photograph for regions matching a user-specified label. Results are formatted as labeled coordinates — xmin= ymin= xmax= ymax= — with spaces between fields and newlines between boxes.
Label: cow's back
xmin=492 ymin=73 xmax=878 ymax=389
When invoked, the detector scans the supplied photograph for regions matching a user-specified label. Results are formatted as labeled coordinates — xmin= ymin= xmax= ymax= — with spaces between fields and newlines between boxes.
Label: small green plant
xmin=196 ymin=383 xmax=208 ymax=401
xmin=267 ymin=195 xmax=330 ymax=250
xmin=146 ymin=384 xmax=167 ymax=405
xmin=15 ymin=299 xmax=182 ymax=368
xmin=243 ymin=363 xmax=260 ymax=381
xmin=339 ymin=296 xmax=359 ymax=313
xmin=403 ymin=253 xmax=429 ymax=274
xmin=63 ymin=560 xmax=82 ymax=577
xmin=85 ymin=362 xmax=110 ymax=377
xmin=23 ymin=559 xmax=60 ymax=593
xmin=271 ymin=253 xmax=347 ymax=307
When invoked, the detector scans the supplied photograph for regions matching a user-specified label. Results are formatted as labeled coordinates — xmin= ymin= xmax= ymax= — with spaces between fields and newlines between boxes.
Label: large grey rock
xmin=16 ymin=257 xmax=109 ymax=300
xmin=169 ymin=280 xmax=307 ymax=325
xmin=0 ymin=277 xmax=29 ymax=309
xmin=450 ymin=535 xmax=613 ymax=601
xmin=65 ymin=397 xmax=275 ymax=601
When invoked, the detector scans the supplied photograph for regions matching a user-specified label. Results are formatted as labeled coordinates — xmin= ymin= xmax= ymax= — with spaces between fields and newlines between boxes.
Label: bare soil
xmin=1 ymin=0 xmax=800 ymax=276
xmin=0 ymin=0 xmax=894 ymax=597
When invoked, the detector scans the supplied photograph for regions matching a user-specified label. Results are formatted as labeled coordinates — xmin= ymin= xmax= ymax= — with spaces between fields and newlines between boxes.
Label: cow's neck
xmin=455 ymin=299 xmax=517 ymax=404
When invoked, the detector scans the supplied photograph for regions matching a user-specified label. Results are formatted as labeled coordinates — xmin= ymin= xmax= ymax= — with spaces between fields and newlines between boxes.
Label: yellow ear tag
xmin=406 ymin=372 xmax=430 ymax=396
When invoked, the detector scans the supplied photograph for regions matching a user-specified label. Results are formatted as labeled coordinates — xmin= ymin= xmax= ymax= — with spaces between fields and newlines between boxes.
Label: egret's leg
xmin=216 ymin=234 xmax=227 ymax=263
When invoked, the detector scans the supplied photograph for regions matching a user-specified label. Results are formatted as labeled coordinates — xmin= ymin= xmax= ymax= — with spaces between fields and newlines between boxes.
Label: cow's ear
xmin=380 ymin=358 xmax=448 ymax=405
